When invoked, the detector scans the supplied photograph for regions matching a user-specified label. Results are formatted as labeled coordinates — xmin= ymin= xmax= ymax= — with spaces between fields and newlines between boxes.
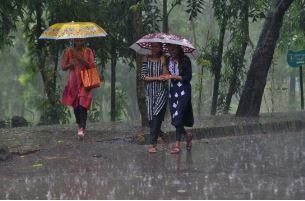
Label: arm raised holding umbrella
xmin=40 ymin=21 xmax=107 ymax=140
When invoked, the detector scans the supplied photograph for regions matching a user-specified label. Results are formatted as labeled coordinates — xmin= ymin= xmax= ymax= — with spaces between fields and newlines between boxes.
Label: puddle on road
xmin=1 ymin=132 xmax=305 ymax=199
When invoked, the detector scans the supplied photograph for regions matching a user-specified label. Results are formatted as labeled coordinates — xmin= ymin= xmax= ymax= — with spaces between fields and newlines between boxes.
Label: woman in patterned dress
xmin=141 ymin=42 xmax=169 ymax=153
xmin=163 ymin=44 xmax=194 ymax=154
xmin=61 ymin=38 xmax=95 ymax=140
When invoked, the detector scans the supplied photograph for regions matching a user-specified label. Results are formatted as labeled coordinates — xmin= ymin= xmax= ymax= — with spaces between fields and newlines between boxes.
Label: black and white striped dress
xmin=141 ymin=59 xmax=168 ymax=121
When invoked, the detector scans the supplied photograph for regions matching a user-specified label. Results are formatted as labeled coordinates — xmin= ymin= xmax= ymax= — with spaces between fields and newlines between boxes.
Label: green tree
xmin=236 ymin=0 xmax=295 ymax=116
xmin=209 ymin=0 xmax=231 ymax=115
xmin=0 ymin=0 xmax=23 ymax=49
xmin=277 ymin=0 xmax=305 ymax=110
xmin=222 ymin=0 xmax=250 ymax=114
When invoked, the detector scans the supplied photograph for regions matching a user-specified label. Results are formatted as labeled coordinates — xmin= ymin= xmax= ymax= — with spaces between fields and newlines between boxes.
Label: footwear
xmin=77 ymin=128 xmax=85 ymax=140
xmin=148 ymin=145 xmax=157 ymax=153
xmin=186 ymin=132 xmax=193 ymax=151
xmin=171 ymin=142 xmax=181 ymax=154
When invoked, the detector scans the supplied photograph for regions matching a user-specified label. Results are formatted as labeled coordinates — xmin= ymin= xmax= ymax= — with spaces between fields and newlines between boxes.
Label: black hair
xmin=176 ymin=45 xmax=190 ymax=77
xmin=177 ymin=45 xmax=185 ymax=62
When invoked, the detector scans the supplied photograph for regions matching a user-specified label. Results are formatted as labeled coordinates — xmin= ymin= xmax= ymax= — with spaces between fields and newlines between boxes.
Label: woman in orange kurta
xmin=61 ymin=38 xmax=95 ymax=140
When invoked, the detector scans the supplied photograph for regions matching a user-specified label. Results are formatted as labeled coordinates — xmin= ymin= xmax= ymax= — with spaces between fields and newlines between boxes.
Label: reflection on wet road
xmin=1 ymin=132 xmax=305 ymax=199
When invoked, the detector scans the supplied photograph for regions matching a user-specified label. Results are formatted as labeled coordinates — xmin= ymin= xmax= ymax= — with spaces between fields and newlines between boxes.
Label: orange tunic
xmin=61 ymin=47 xmax=95 ymax=110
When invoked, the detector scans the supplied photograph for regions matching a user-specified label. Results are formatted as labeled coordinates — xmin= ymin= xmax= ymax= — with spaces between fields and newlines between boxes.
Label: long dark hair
xmin=176 ymin=45 xmax=189 ymax=76
xmin=177 ymin=45 xmax=185 ymax=62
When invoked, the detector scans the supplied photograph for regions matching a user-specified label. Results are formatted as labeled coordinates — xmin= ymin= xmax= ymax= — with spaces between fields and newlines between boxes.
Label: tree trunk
xmin=0 ymin=92 xmax=3 ymax=118
xmin=210 ymin=18 xmax=227 ymax=115
xmin=163 ymin=0 xmax=168 ymax=33
xmin=191 ymin=19 xmax=197 ymax=47
xmin=52 ymin=43 xmax=59 ymax=95
xmin=131 ymin=0 xmax=148 ymax=126
xmin=136 ymin=56 xmax=148 ymax=126
xmin=299 ymin=66 xmax=304 ymax=109
xmin=223 ymin=0 xmax=250 ymax=114
xmin=289 ymin=70 xmax=296 ymax=109
xmin=110 ymin=39 xmax=117 ymax=121
xmin=198 ymin=65 xmax=204 ymax=116
xmin=35 ymin=2 xmax=46 ymax=86
xmin=35 ymin=2 xmax=58 ymax=124
xmin=236 ymin=0 xmax=294 ymax=116
xmin=191 ymin=19 xmax=203 ymax=116
xmin=48 ymin=42 xmax=59 ymax=121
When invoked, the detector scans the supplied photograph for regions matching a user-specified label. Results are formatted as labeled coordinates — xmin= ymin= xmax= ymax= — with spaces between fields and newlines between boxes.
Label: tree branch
xmin=167 ymin=0 xmax=182 ymax=16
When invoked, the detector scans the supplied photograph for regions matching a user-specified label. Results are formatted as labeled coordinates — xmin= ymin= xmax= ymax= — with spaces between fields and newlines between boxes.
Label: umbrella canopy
xmin=130 ymin=32 xmax=196 ymax=55
xmin=39 ymin=21 xmax=107 ymax=40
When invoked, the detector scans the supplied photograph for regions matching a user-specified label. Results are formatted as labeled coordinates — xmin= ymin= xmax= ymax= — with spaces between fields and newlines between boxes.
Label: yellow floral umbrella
xmin=39 ymin=21 xmax=107 ymax=40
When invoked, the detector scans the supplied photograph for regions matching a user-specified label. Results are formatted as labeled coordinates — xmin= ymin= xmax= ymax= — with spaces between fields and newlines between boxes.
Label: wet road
xmin=1 ymin=132 xmax=305 ymax=199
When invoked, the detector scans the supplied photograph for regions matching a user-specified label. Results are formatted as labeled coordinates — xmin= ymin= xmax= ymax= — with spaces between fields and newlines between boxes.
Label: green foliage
xmin=223 ymin=48 xmax=246 ymax=93
xmin=1 ymin=0 xmax=303 ymax=123
xmin=141 ymin=0 xmax=162 ymax=33
xmin=278 ymin=0 xmax=305 ymax=51
xmin=88 ymin=100 xmax=103 ymax=122
xmin=196 ymin=40 xmax=218 ymax=74
xmin=0 ymin=28 xmax=32 ymax=120
xmin=0 ymin=0 xmax=23 ymax=49
xmin=197 ymin=57 xmax=212 ymax=70
xmin=212 ymin=0 xmax=229 ymax=22
xmin=249 ymin=0 xmax=271 ymax=22
xmin=210 ymin=0 xmax=254 ymax=114
xmin=35 ymin=86 xmax=71 ymax=125
xmin=186 ymin=0 xmax=205 ymax=20
xmin=115 ymin=87 xmax=129 ymax=121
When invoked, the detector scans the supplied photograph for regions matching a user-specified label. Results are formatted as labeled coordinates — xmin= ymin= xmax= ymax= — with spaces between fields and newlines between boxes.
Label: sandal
xmin=77 ymin=128 xmax=85 ymax=140
xmin=148 ymin=145 xmax=157 ymax=153
xmin=171 ymin=142 xmax=181 ymax=154
xmin=186 ymin=132 xmax=192 ymax=151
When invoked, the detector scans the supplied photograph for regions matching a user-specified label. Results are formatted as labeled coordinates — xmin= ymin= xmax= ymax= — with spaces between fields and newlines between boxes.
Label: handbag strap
xmin=81 ymin=48 xmax=92 ymax=70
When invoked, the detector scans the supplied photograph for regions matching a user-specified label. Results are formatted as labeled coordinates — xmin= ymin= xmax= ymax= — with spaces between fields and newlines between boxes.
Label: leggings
xmin=175 ymin=125 xmax=186 ymax=142
xmin=74 ymin=106 xmax=88 ymax=129
xmin=149 ymin=106 xmax=166 ymax=145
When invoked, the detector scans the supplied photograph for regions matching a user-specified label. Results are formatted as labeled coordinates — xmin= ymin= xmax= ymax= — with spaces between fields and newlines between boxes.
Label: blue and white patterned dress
xmin=168 ymin=56 xmax=194 ymax=127
xmin=141 ymin=58 xmax=168 ymax=121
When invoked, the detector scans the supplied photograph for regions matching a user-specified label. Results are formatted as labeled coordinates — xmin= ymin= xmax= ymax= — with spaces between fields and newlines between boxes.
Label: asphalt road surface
xmin=1 ymin=131 xmax=305 ymax=199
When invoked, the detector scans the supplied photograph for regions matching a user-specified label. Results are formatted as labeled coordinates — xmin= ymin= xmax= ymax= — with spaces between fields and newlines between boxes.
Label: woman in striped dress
xmin=164 ymin=44 xmax=194 ymax=154
xmin=141 ymin=42 xmax=169 ymax=153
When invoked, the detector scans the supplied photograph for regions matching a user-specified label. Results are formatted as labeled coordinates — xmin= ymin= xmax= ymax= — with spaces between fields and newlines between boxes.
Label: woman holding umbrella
xmin=39 ymin=21 xmax=107 ymax=140
xmin=140 ymin=42 xmax=169 ymax=153
xmin=61 ymin=38 xmax=95 ymax=140
xmin=130 ymin=33 xmax=195 ymax=153
xmin=164 ymin=43 xmax=194 ymax=154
